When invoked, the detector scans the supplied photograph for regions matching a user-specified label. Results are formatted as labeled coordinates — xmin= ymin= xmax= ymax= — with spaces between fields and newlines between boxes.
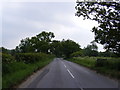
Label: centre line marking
xmin=81 ymin=88 xmax=84 ymax=90
xmin=67 ymin=69 xmax=75 ymax=78
xmin=64 ymin=64 xmax=66 ymax=68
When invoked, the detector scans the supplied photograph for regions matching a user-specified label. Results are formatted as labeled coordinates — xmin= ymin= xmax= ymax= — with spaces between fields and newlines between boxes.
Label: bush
xmin=95 ymin=59 xmax=108 ymax=67
xmin=2 ymin=53 xmax=15 ymax=63
xmin=69 ymin=57 xmax=96 ymax=68
xmin=95 ymin=58 xmax=120 ymax=71
xmin=106 ymin=59 xmax=120 ymax=70
xmin=2 ymin=53 xmax=54 ymax=88
xmin=70 ymin=51 xmax=84 ymax=57
xmin=2 ymin=53 xmax=16 ymax=75
xmin=15 ymin=53 xmax=48 ymax=63
xmin=68 ymin=57 xmax=120 ymax=79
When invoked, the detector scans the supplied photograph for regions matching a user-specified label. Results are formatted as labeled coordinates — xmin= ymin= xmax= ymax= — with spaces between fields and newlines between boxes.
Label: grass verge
xmin=2 ymin=53 xmax=54 ymax=88
xmin=68 ymin=57 xmax=120 ymax=79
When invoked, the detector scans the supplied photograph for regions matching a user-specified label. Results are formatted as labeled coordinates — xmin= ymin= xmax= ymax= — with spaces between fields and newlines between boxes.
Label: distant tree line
xmin=0 ymin=31 xmax=118 ymax=58
xmin=14 ymin=31 xmax=80 ymax=58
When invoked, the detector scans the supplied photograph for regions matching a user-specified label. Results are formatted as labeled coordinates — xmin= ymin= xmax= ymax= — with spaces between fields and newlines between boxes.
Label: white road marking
xmin=62 ymin=61 xmax=67 ymax=68
xmin=64 ymin=64 xmax=66 ymax=68
xmin=67 ymin=69 xmax=75 ymax=78
xmin=81 ymin=88 xmax=84 ymax=90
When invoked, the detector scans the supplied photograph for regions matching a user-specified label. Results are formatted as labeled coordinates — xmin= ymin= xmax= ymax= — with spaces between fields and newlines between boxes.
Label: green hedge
xmin=68 ymin=57 xmax=120 ymax=79
xmin=2 ymin=53 xmax=16 ymax=75
xmin=69 ymin=57 xmax=96 ymax=68
xmin=2 ymin=53 xmax=15 ymax=63
xmin=95 ymin=58 xmax=120 ymax=70
xmin=15 ymin=53 xmax=48 ymax=63
xmin=2 ymin=53 xmax=54 ymax=88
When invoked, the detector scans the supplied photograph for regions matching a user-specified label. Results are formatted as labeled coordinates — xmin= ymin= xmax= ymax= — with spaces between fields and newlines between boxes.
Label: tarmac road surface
xmin=18 ymin=58 xmax=118 ymax=89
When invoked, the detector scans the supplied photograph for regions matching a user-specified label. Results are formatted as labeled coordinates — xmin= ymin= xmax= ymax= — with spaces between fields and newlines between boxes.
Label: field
xmin=68 ymin=57 xmax=120 ymax=79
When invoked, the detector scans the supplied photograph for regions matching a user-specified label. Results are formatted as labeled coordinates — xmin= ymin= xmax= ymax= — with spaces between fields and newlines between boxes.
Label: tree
xmin=90 ymin=41 xmax=98 ymax=51
xmin=98 ymin=51 xmax=117 ymax=57
xmin=75 ymin=2 xmax=120 ymax=56
xmin=36 ymin=31 xmax=55 ymax=53
xmin=50 ymin=40 xmax=63 ymax=57
xmin=16 ymin=31 xmax=55 ymax=53
xmin=36 ymin=31 xmax=55 ymax=42
xmin=15 ymin=31 xmax=81 ymax=57
xmin=17 ymin=38 xmax=34 ymax=53
xmin=61 ymin=39 xmax=80 ymax=58
xmin=83 ymin=43 xmax=98 ymax=57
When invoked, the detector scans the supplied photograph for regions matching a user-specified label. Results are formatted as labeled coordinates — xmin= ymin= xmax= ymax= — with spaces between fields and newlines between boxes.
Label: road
xmin=19 ymin=58 xmax=118 ymax=89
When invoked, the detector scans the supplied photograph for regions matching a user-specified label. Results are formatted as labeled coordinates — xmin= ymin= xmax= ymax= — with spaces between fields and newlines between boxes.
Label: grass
xmin=68 ymin=56 xmax=120 ymax=79
xmin=2 ymin=55 xmax=54 ymax=88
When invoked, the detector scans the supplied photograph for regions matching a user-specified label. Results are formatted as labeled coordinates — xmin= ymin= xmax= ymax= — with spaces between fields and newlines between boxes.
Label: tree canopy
xmin=61 ymin=39 xmax=80 ymax=58
xmin=16 ymin=31 xmax=55 ymax=53
xmin=2 ymin=30 xmax=117 ymax=58
xmin=75 ymin=2 xmax=120 ymax=56
xmin=83 ymin=42 xmax=98 ymax=57
xmin=15 ymin=31 xmax=81 ymax=58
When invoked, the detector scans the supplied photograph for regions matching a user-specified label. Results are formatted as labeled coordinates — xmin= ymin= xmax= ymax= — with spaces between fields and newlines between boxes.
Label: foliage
xmin=69 ymin=57 xmax=96 ymax=68
xmin=68 ymin=57 xmax=120 ymax=79
xmin=95 ymin=58 xmax=108 ymax=67
xmin=16 ymin=31 xmax=55 ymax=53
xmin=17 ymin=38 xmax=34 ymax=53
xmin=2 ymin=53 xmax=15 ymax=64
xmin=50 ymin=40 xmax=63 ymax=57
xmin=36 ymin=31 xmax=55 ymax=42
xmin=98 ymin=51 xmax=117 ymax=57
xmin=0 ymin=47 xmax=11 ymax=54
xmin=61 ymin=39 xmax=80 ymax=58
xmin=83 ymin=48 xmax=98 ymax=57
xmin=50 ymin=39 xmax=81 ymax=58
xmin=89 ymin=41 xmax=98 ymax=51
xmin=15 ymin=31 xmax=81 ymax=58
xmin=15 ymin=53 xmax=49 ymax=63
xmin=70 ymin=50 xmax=84 ymax=57
xmin=83 ymin=43 xmax=98 ymax=57
xmin=75 ymin=2 xmax=120 ymax=56
xmin=2 ymin=53 xmax=54 ymax=88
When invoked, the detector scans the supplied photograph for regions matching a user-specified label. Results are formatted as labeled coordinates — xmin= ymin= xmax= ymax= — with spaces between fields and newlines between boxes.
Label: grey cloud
xmin=2 ymin=2 xmax=104 ymax=51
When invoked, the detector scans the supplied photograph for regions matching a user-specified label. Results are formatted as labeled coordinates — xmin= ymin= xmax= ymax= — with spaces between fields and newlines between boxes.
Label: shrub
xmin=2 ymin=53 xmax=54 ymax=88
xmin=2 ymin=53 xmax=15 ymax=63
xmin=95 ymin=58 xmax=120 ymax=71
xmin=68 ymin=57 xmax=120 ymax=79
xmin=15 ymin=53 xmax=48 ymax=63
xmin=70 ymin=51 xmax=84 ymax=57
xmin=95 ymin=58 xmax=108 ymax=67
xmin=2 ymin=53 xmax=16 ymax=75
xmin=106 ymin=59 xmax=120 ymax=70
xmin=69 ymin=57 xmax=96 ymax=68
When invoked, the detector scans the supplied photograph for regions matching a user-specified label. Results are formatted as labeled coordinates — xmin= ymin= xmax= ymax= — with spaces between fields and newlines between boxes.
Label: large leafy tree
xmin=36 ymin=31 xmax=55 ymax=42
xmin=17 ymin=38 xmax=34 ymax=53
xmin=36 ymin=31 xmax=55 ymax=53
xmin=16 ymin=31 xmax=55 ymax=53
xmin=50 ymin=40 xmax=63 ymax=57
xmin=75 ymin=2 xmax=120 ymax=56
xmin=83 ymin=43 xmax=98 ymax=57
xmin=61 ymin=39 xmax=80 ymax=58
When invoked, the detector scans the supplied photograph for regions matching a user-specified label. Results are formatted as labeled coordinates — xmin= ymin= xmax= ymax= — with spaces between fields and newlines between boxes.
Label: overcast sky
xmin=1 ymin=0 xmax=105 ymax=51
